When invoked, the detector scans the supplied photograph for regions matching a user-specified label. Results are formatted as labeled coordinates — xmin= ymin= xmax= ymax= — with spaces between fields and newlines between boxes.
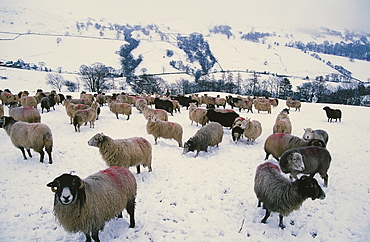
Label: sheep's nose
xmin=63 ymin=195 xmax=70 ymax=201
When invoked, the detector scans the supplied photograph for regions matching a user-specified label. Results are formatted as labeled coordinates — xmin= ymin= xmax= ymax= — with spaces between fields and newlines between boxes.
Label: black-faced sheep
xmin=47 ymin=166 xmax=137 ymax=242
xmin=206 ymin=108 xmax=239 ymax=128
xmin=0 ymin=116 xmax=53 ymax=164
xmin=73 ymin=102 xmax=99 ymax=132
xmin=172 ymin=95 xmax=198 ymax=109
xmin=303 ymin=128 xmax=329 ymax=145
xmin=188 ymin=103 xmax=209 ymax=126
xmin=146 ymin=114 xmax=183 ymax=147
xmin=183 ymin=122 xmax=223 ymax=158
xmin=88 ymin=133 xmax=152 ymax=174
xmin=286 ymin=97 xmax=301 ymax=111
xmin=273 ymin=108 xmax=292 ymax=134
xmin=231 ymin=117 xmax=245 ymax=143
xmin=279 ymin=146 xmax=331 ymax=186
xmin=323 ymin=106 xmax=342 ymax=122
xmin=242 ymin=118 xmax=262 ymax=144
xmin=254 ymin=162 xmax=326 ymax=229
xmin=9 ymin=105 xmax=41 ymax=123
xmin=264 ymin=133 xmax=325 ymax=160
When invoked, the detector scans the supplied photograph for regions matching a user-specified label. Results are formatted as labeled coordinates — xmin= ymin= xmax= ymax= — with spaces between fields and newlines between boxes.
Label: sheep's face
xmin=232 ymin=126 xmax=244 ymax=142
xmin=47 ymin=174 xmax=84 ymax=205
xmin=298 ymin=176 xmax=326 ymax=201
xmin=183 ymin=139 xmax=196 ymax=154
xmin=88 ymin=133 xmax=105 ymax=147
xmin=288 ymin=153 xmax=304 ymax=171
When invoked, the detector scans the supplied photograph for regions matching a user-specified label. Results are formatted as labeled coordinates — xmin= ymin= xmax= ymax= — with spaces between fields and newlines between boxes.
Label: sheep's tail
xmin=73 ymin=115 xmax=80 ymax=130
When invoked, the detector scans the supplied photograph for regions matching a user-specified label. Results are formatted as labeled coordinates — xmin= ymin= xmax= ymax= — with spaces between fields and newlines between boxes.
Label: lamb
xmin=188 ymin=103 xmax=208 ymax=126
xmin=302 ymin=128 xmax=329 ymax=145
xmin=264 ymin=133 xmax=326 ymax=160
xmin=88 ymin=133 xmax=152 ymax=174
xmin=323 ymin=106 xmax=342 ymax=122
xmin=183 ymin=122 xmax=223 ymax=157
xmin=142 ymin=104 xmax=168 ymax=121
xmin=9 ymin=105 xmax=41 ymax=123
xmin=146 ymin=114 xmax=183 ymax=147
xmin=0 ymin=116 xmax=53 ymax=164
xmin=254 ymin=162 xmax=326 ymax=229
xmin=273 ymin=108 xmax=292 ymax=134
xmin=286 ymin=97 xmax=301 ymax=111
xmin=242 ymin=118 xmax=262 ymax=144
xmin=73 ymin=102 xmax=99 ymax=132
xmin=108 ymin=100 xmax=132 ymax=120
xmin=40 ymin=94 xmax=56 ymax=113
xmin=47 ymin=166 xmax=137 ymax=242
xmin=279 ymin=146 xmax=331 ymax=186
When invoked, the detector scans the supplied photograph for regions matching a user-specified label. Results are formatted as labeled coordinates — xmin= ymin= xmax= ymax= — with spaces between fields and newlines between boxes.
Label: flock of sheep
xmin=0 ymin=88 xmax=342 ymax=241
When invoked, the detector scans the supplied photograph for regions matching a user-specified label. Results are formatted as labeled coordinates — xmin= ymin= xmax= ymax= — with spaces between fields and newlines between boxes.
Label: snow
xmin=1 ymin=72 xmax=370 ymax=241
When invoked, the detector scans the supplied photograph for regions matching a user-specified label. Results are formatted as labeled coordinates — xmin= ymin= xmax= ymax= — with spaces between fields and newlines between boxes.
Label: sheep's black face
xmin=298 ymin=176 xmax=326 ymax=201
xmin=183 ymin=139 xmax=195 ymax=154
xmin=47 ymin=174 xmax=83 ymax=205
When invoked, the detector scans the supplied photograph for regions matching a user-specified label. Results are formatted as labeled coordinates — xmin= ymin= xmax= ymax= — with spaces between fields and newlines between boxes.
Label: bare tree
xmin=79 ymin=62 xmax=111 ymax=92
xmin=45 ymin=73 xmax=64 ymax=92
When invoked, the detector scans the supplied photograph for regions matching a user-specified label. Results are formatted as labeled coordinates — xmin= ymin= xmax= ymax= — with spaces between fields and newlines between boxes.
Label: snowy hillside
xmin=0 ymin=77 xmax=370 ymax=241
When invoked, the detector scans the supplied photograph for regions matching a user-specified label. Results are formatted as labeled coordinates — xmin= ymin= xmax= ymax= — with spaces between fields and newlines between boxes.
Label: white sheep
xmin=302 ymin=128 xmax=329 ymax=145
xmin=146 ymin=114 xmax=183 ymax=147
xmin=88 ymin=133 xmax=152 ymax=173
xmin=9 ymin=106 xmax=41 ymax=123
xmin=188 ymin=103 xmax=208 ymax=126
xmin=142 ymin=104 xmax=168 ymax=121
xmin=0 ymin=116 xmax=53 ymax=164
xmin=19 ymin=96 xmax=38 ymax=108
xmin=273 ymin=109 xmax=292 ymax=134
xmin=63 ymin=99 xmax=90 ymax=124
xmin=47 ymin=166 xmax=137 ymax=242
xmin=73 ymin=102 xmax=99 ymax=132
xmin=254 ymin=162 xmax=326 ymax=229
xmin=286 ymin=97 xmax=301 ymax=111
xmin=242 ymin=118 xmax=262 ymax=144
xmin=108 ymin=100 xmax=132 ymax=120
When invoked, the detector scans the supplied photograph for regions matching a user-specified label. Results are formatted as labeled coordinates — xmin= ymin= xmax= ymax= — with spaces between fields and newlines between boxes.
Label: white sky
xmin=2 ymin=0 xmax=370 ymax=32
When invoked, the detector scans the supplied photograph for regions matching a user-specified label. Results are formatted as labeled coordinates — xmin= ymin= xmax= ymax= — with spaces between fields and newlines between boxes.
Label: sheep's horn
xmin=79 ymin=180 xmax=84 ymax=189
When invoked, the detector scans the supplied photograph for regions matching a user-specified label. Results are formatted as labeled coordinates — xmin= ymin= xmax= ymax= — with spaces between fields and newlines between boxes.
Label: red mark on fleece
xmin=258 ymin=162 xmax=281 ymax=172
xmin=224 ymin=109 xmax=235 ymax=113
xmin=134 ymin=137 xmax=149 ymax=146
xmin=273 ymin=133 xmax=286 ymax=139
xmin=100 ymin=167 xmax=127 ymax=185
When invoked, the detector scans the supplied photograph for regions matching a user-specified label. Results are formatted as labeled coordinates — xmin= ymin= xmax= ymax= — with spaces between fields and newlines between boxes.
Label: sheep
xmin=242 ymin=118 xmax=262 ymax=144
xmin=9 ymin=105 xmax=41 ymax=123
xmin=273 ymin=108 xmax=292 ymax=134
xmin=172 ymin=100 xmax=181 ymax=113
xmin=96 ymin=93 xmax=106 ymax=106
xmin=47 ymin=166 xmax=137 ymax=242
xmin=40 ymin=94 xmax=56 ymax=113
xmin=206 ymin=108 xmax=239 ymax=128
xmin=254 ymin=162 xmax=326 ymax=229
xmin=108 ymin=100 xmax=132 ymax=120
xmin=253 ymin=99 xmax=271 ymax=114
xmin=302 ymin=128 xmax=329 ymax=145
xmin=183 ymin=122 xmax=223 ymax=158
xmin=172 ymin=95 xmax=198 ymax=109
xmin=63 ymin=99 xmax=90 ymax=124
xmin=73 ymin=102 xmax=99 ymax=132
xmin=234 ymin=100 xmax=253 ymax=113
xmin=154 ymin=98 xmax=173 ymax=115
xmin=88 ymin=133 xmax=152 ymax=174
xmin=135 ymin=98 xmax=147 ymax=113
xmin=188 ymin=103 xmax=208 ymax=126
xmin=146 ymin=114 xmax=183 ymax=147
xmin=1 ymin=90 xmax=17 ymax=105
xmin=279 ymin=146 xmax=331 ymax=186
xmin=264 ymin=133 xmax=326 ymax=160
xmin=269 ymin=98 xmax=279 ymax=107
xmin=286 ymin=97 xmax=301 ymax=111
xmin=231 ymin=117 xmax=245 ymax=143
xmin=215 ymin=97 xmax=226 ymax=108
xmin=142 ymin=104 xmax=168 ymax=121
xmin=323 ymin=106 xmax=342 ymax=122
xmin=19 ymin=96 xmax=38 ymax=108
xmin=0 ymin=116 xmax=53 ymax=164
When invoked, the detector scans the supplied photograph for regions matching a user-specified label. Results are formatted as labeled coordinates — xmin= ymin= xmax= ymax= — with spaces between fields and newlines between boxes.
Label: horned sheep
xmin=183 ymin=122 xmax=223 ymax=157
xmin=88 ymin=133 xmax=152 ymax=174
xmin=0 ymin=116 xmax=53 ymax=163
xmin=279 ymin=146 xmax=331 ymax=186
xmin=146 ymin=114 xmax=183 ymax=147
xmin=47 ymin=166 xmax=137 ymax=242
xmin=264 ymin=133 xmax=325 ymax=160
xmin=254 ymin=162 xmax=326 ymax=229
xmin=303 ymin=128 xmax=329 ymax=145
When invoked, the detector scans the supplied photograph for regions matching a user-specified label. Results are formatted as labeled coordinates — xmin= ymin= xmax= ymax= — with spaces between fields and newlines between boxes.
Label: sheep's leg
xmin=18 ymin=147 xmax=28 ymax=160
xmin=126 ymin=196 xmax=136 ymax=228
xmin=136 ymin=165 xmax=141 ymax=174
xmin=127 ymin=115 xmax=130 ymax=120
xmin=91 ymin=231 xmax=100 ymax=242
xmin=46 ymin=147 xmax=53 ymax=164
xmin=320 ymin=172 xmax=329 ymax=187
xmin=38 ymin=150 xmax=45 ymax=163
xmin=264 ymin=153 xmax=270 ymax=160
xmin=26 ymin=148 xmax=32 ymax=158
xmin=278 ymin=214 xmax=285 ymax=229
xmin=116 ymin=113 xmax=119 ymax=119
xmin=85 ymin=233 xmax=92 ymax=242
xmin=154 ymin=137 xmax=158 ymax=145
xmin=257 ymin=200 xmax=262 ymax=207
xmin=261 ymin=209 xmax=271 ymax=224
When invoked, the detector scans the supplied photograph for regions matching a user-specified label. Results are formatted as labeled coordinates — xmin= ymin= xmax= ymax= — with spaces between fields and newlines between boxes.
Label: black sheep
xmin=323 ymin=106 xmax=342 ymax=122
xmin=206 ymin=109 xmax=239 ymax=128
xmin=154 ymin=98 xmax=173 ymax=115
xmin=40 ymin=94 xmax=56 ymax=113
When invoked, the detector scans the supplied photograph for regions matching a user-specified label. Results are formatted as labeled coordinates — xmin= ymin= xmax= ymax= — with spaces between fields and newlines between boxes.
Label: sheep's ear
xmin=99 ymin=133 xmax=105 ymax=141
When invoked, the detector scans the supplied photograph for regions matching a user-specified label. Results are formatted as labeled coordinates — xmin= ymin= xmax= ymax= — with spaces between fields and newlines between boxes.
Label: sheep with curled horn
xmin=47 ymin=166 xmax=137 ymax=242
xmin=254 ymin=162 xmax=325 ymax=229
xmin=264 ymin=133 xmax=325 ymax=161
xmin=0 ymin=116 xmax=53 ymax=163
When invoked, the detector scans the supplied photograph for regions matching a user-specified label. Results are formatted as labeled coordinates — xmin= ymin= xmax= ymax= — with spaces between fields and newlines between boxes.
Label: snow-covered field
xmin=0 ymin=82 xmax=369 ymax=241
